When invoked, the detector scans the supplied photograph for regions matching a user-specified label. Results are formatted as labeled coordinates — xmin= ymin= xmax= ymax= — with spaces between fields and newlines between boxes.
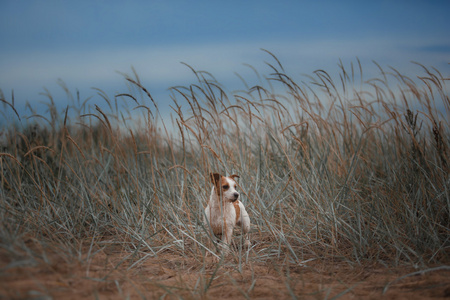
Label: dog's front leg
xmin=219 ymin=225 xmax=233 ymax=255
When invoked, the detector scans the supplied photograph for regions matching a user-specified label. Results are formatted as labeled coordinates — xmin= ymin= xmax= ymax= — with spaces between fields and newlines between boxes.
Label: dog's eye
xmin=222 ymin=185 xmax=229 ymax=190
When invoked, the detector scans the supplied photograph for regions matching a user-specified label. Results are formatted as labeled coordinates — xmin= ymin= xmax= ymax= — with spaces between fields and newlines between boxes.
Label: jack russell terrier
xmin=204 ymin=173 xmax=251 ymax=252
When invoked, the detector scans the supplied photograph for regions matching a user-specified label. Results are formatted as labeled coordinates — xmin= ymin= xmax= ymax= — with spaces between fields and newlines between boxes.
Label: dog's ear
xmin=229 ymin=174 xmax=240 ymax=181
xmin=210 ymin=173 xmax=222 ymax=185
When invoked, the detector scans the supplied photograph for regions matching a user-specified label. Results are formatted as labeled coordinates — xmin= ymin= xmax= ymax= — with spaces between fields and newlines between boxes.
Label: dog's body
xmin=204 ymin=173 xmax=250 ymax=250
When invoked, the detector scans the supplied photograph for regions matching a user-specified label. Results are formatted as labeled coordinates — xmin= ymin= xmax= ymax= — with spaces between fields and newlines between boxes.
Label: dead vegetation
xmin=0 ymin=53 xmax=449 ymax=298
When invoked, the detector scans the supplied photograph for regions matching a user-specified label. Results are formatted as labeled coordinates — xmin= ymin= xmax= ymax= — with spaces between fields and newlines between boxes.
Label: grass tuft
xmin=0 ymin=55 xmax=449 ymax=297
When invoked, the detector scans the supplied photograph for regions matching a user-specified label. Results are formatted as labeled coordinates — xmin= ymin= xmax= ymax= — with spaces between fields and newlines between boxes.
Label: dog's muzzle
xmin=232 ymin=192 xmax=239 ymax=202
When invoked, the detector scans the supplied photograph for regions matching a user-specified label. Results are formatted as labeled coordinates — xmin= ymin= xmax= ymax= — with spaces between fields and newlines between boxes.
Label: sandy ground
xmin=1 ymin=238 xmax=449 ymax=299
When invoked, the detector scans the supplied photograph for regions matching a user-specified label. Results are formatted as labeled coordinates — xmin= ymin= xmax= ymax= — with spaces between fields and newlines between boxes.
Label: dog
xmin=204 ymin=173 xmax=250 ymax=252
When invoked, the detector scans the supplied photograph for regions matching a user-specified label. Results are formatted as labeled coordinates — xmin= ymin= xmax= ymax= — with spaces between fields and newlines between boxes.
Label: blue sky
xmin=0 ymin=0 xmax=449 ymax=123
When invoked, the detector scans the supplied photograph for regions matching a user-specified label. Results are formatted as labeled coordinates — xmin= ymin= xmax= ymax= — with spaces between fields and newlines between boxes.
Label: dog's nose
xmin=233 ymin=192 xmax=239 ymax=200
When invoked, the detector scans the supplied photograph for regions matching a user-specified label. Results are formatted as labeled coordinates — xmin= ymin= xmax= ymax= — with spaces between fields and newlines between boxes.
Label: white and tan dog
xmin=204 ymin=173 xmax=250 ymax=251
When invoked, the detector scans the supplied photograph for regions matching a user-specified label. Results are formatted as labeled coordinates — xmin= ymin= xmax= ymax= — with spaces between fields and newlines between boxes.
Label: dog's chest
xmin=209 ymin=201 xmax=241 ymax=235
xmin=233 ymin=201 xmax=240 ymax=223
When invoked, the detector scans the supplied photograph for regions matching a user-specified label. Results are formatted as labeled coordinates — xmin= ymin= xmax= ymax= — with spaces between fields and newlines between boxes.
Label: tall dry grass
xmin=0 ymin=53 xmax=449 ymax=295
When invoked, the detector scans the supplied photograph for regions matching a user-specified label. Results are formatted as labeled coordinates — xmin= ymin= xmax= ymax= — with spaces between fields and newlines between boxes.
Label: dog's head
xmin=210 ymin=173 xmax=240 ymax=202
